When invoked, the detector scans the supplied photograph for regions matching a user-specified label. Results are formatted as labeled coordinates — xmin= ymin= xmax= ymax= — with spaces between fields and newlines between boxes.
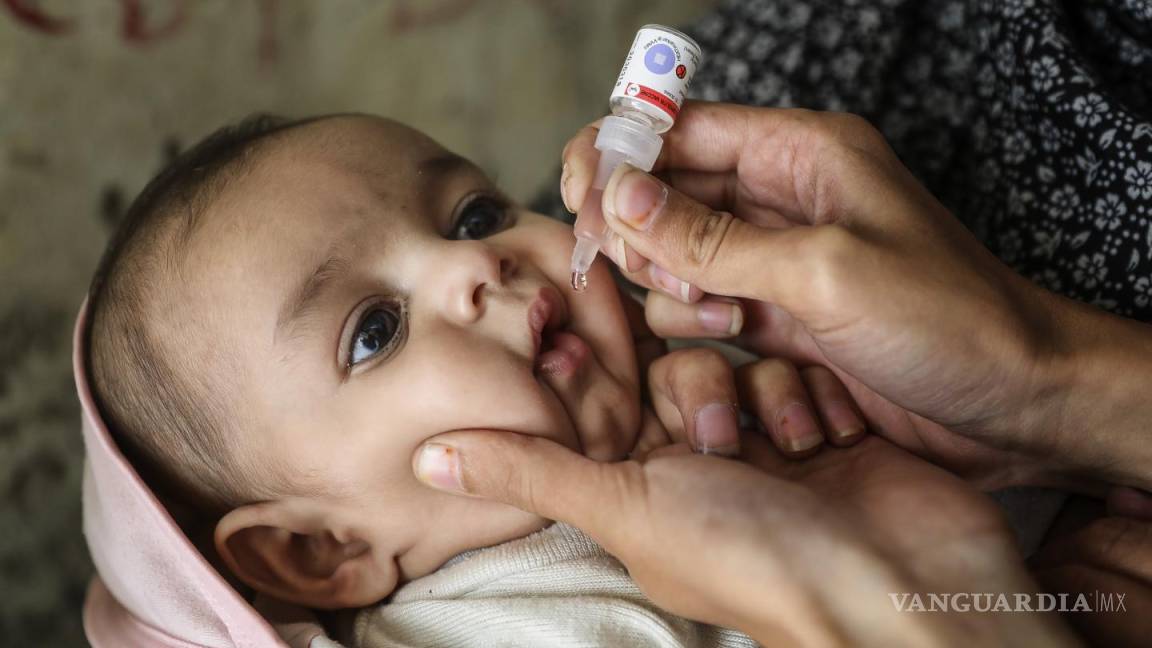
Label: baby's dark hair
xmin=86 ymin=113 xmax=320 ymax=516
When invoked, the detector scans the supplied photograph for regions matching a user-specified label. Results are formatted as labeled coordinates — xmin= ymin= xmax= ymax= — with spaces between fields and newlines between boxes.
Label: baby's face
xmin=190 ymin=117 xmax=640 ymax=602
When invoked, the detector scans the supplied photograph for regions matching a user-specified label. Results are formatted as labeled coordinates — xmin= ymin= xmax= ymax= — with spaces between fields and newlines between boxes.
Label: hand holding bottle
xmin=569 ymin=25 xmax=703 ymax=292
xmin=563 ymin=100 xmax=1152 ymax=493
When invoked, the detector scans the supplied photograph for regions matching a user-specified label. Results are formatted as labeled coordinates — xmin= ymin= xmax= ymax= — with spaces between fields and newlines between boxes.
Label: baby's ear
xmin=214 ymin=501 xmax=397 ymax=609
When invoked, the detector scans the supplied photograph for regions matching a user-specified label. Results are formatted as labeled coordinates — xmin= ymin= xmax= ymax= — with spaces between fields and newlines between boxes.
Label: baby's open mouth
xmin=539 ymin=328 xmax=559 ymax=355
xmin=528 ymin=286 xmax=588 ymax=377
xmin=528 ymin=286 xmax=566 ymax=355
xmin=535 ymin=330 xmax=590 ymax=377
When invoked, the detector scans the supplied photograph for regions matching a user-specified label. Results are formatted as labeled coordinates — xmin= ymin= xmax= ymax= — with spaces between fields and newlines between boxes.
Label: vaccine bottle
xmin=570 ymin=24 xmax=703 ymax=291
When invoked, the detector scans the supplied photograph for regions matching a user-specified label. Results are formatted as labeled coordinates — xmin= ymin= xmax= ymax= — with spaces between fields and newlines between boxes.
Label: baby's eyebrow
xmin=274 ymin=151 xmax=479 ymax=343
xmin=276 ymin=252 xmax=349 ymax=342
xmin=418 ymin=152 xmax=473 ymax=178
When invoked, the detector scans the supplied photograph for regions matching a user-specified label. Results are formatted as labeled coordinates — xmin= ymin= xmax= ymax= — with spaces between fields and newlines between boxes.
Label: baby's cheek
xmin=434 ymin=363 xmax=581 ymax=451
xmin=396 ymin=330 xmax=573 ymax=442
xmin=512 ymin=385 xmax=583 ymax=452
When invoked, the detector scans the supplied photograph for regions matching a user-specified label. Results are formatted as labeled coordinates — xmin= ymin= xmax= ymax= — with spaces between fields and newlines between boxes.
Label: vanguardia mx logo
xmin=888 ymin=591 xmax=1127 ymax=613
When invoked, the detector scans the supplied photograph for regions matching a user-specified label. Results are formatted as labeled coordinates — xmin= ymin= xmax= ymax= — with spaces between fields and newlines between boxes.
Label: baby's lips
xmin=534 ymin=330 xmax=589 ymax=378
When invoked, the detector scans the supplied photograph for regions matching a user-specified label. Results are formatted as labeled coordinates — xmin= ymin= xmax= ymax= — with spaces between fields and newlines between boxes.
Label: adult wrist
xmin=1023 ymin=289 xmax=1152 ymax=490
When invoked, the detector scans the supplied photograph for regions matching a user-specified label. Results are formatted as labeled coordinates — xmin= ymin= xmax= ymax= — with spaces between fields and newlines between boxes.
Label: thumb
xmin=602 ymin=164 xmax=812 ymax=308
xmin=412 ymin=430 xmax=633 ymax=533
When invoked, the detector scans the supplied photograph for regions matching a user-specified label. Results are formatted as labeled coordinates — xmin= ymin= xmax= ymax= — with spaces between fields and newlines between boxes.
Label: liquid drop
xmin=570 ymin=271 xmax=588 ymax=292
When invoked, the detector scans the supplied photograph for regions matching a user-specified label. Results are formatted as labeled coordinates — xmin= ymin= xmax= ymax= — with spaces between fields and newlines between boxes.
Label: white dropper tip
xmin=567 ymin=117 xmax=663 ymax=294
xmin=569 ymin=237 xmax=599 ymax=292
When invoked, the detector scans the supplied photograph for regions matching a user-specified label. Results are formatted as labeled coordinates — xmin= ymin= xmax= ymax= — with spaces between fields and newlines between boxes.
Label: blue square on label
xmin=644 ymin=43 xmax=675 ymax=75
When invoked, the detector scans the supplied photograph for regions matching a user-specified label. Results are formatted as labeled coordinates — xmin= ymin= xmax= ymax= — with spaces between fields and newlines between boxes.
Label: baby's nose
xmin=437 ymin=240 xmax=517 ymax=326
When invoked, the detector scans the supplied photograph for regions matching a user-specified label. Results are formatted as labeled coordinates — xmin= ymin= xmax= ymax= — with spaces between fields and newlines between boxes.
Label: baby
xmin=85 ymin=113 xmax=761 ymax=646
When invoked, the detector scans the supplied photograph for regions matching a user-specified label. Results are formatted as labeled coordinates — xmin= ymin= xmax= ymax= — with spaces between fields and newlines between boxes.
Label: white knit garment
xmin=350 ymin=523 xmax=758 ymax=648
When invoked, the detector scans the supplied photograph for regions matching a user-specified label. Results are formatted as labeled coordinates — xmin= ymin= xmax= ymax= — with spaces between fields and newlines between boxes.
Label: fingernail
xmin=415 ymin=443 xmax=464 ymax=492
xmin=610 ymin=167 xmax=667 ymax=230
xmin=614 ymin=236 xmax=631 ymax=271
xmin=649 ymin=265 xmax=693 ymax=303
xmin=560 ymin=163 xmax=574 ymax=214
xmin=694 ymin=403 xmax=740 ymax=456
xmin=823 ymin=401 xmax=866 ymax=442
xmin=697 ymin=301 xmax=743 ymax=336
xmin=729 ymin=303 xmax=744 ymax=334
xmin=776 ymin=402 xmax=823 ymax=453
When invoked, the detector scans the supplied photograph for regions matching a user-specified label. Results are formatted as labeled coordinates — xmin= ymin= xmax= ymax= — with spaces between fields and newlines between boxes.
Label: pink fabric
xmin=74 ymin=299 xmax=324 ymax=647
xmin=84 ymin=577 xmax=205 ymax=648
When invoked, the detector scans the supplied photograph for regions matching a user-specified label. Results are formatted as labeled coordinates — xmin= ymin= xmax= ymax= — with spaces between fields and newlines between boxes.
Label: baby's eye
xmin=450 ymin=195 xmax=510 ymax=240
xmin=348 ymin=305 xmax=403 ymax=367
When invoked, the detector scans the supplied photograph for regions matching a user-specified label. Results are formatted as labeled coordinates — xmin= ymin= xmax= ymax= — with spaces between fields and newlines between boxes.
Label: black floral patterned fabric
xmin=684 ymin=0 xmax=1152 ymax=318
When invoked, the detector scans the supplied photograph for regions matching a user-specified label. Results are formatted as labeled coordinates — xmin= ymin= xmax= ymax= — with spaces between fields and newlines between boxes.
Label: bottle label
xmin=610 ymin=26 xmax=702 ymax=120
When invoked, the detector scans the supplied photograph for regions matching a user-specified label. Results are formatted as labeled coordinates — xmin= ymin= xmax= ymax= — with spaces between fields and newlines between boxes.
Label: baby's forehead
xmin=177 ymin=116 xmax=467 ymax=305
xmin=260 ymin=115 xmax=449 ymax=182
xmin=215 ymin=116 xmax=452 ymax=231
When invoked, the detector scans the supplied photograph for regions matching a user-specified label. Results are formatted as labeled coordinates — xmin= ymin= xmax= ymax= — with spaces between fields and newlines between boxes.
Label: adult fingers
xmin=559 ymin=118 xmax=603 ymax=215
xmin=1031 ymin=517 xmax=1152 ymax=645
xmin=601 ymin=230 xmax=649 ymax=276
xmin=647 ymin=348 xmax=741 ymax=456
xmin=657 ymin=102 xmax=901 ymax=222
xmin=560 ymin=102 xmax=770 ymax=210
xmin=1032 ymin=561 xmax=1152 ymax=646
xmin=735 ymin=425 xmax=794 ymax=476
xmin=657 ymin=167 xmax=796 ymax=229
xmin=644 ymin=291 xmax=744 ymax=339
xmin=736 ymin=359 xmax=825 ymax=457
xmin=600 ymin=233 xmax=701 ymax=307
xmin=601 ymin=163 xmax=814 ymax=308
xmin=563 ymin=102 xmax=902 ymax=242
xmin=800 ymin=366 xmax=867 ymax=447
xmin=559 ymin=102 xmax=769 ymax=215
xmin=1032 ymin=517 xmax=1152 ymax=584
xmin=413 ymin=430 xmax=636 ymax=534
xmin=598 ymin=229 xmax=709 ymax=304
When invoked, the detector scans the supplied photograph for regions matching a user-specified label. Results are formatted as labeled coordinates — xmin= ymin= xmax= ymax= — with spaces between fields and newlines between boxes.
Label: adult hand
xmin=1031 ymin=493 xmax=1152 ymax=646
xmin=644 ymin=348 xmax=868 ymax=458
xmin=561 ymin=101 xmax=1152 ymax=492
xmin=624 ymin=295 xmax=869 ymax=459
xmin=412 ymin=428 xmax=1076 ymax=646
